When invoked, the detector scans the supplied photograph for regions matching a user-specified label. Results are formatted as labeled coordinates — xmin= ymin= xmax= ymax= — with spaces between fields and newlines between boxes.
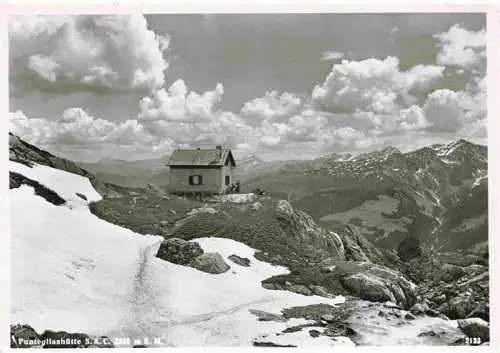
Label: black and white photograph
xmin=5 ymin=7 xmax=495 ymax=349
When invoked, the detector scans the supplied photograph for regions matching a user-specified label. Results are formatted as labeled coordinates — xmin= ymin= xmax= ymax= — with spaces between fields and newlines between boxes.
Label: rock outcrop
xmin=274 ymin=200 xmax=345 ymax=260
xmin=339 ymin=263 xmax=417 ymax=309
xmin=228 ymin=254 xmax=251 ymax=267
xmin=156 ymin=238 xmax=230 ymax=274
xmin=156 ymin=238 xmax=203 ymax=266
xmin=457 ymin=318 xmax=489 ymax=343
xmin=9 ymin=133 xmax=124 ymax=198
xmin=415 ymin=262 xmax=489 ymax=320
xmin=190 ymin=253 xmax=231 ymax=274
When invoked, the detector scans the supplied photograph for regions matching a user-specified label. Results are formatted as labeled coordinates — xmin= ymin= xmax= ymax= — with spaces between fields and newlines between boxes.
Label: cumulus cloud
xmin=9 ymin=109 xmax=159 ymax=152
xmin=320 ymin=51 xmax=344 ymax=61
xmin=10 ymin=15 xmax=170 ymax=94
xmin=136 ymin=80 xmax=256 ymax=149
xmin=240 ymin=91 xmax=302 ymax=126
xmin=311 ymin=56 xmax=444 ymax=115
xmin=9 ymin=19 xmax=487 ymax=160
xmin=422 ymin=83 xmax=485 ymax=133
xmin=138 ymin=80 xmax=224 ymax=122
xmin=434 ymin=25 xmax=486 ymax=70
xmin=318 ymin=126 xmax=380 ymax=152
xmin=238 ymin=49 xmax=485 ymax=155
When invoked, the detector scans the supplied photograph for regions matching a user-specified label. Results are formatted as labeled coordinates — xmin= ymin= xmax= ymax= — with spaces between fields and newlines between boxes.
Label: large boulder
xmin=339 ymin=263 xmax=417 ymax=309
xmin=190 ymin=253 xmax=230 ymax=274
xmin=457 ymin=318 xmax=489 ymax=342
xmin=155 ymin=238 xmax=203 ymax=265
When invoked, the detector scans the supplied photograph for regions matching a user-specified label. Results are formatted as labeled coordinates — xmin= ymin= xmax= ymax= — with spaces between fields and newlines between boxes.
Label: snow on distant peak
xmin=472 ymin=170 xmax=488 ymax=188
xmin=436 ymin=139 xmax=472 ymax=157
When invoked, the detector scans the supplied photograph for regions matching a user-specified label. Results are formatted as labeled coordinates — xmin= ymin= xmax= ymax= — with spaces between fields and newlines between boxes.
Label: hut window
xmin=225 ymin=175 xmax=230 ymax=185
xmin=189 ymin=175 xmax=203 ymax=185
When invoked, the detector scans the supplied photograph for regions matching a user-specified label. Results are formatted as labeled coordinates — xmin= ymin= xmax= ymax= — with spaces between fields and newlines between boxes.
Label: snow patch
xmin=220 ymin=193 xmax=257 ymax=204
xmin=9 ymin=161 xmax=102 ymax=207
xmin=10 ymin=163 xmax=349 ymax=346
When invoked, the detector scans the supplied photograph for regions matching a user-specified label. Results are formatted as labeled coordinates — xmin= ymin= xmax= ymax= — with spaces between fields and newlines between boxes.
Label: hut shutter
xmin=189 ymin=175 xmax=203 ymax=185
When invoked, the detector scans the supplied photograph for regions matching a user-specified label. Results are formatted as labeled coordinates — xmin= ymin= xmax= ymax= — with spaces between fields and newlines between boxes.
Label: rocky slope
xmin=8 ymin=134 xmax=490 ymax=345
xmin=9 ymin=133 xmax=126 ymax=198
xmin=244 ymin=139 xmax=487 ymax=253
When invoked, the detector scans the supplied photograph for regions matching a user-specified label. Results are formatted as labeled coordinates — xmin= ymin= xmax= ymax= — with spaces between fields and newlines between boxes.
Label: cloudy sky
xmin=9 ymin=13 xmax=486 ymax=162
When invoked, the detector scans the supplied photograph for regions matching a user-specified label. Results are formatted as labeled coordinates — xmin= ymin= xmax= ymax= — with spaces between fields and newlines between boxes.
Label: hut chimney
xmin=216 ymin=144 xmax=222 ymax=158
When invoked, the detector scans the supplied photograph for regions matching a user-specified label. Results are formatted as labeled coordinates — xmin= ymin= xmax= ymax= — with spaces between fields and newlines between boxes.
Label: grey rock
xmin=309 ymin=330 xmax=321 ymax=338
xmin=320 ymin=314 xmax=335 ymax=323
xmin=339 ymin=264 xmax=416 ymax=309
xmin=466 ymin=302 xmax=489 ymax=321
xmin=249 ymin=309 xmax=287 ymax=322
xmin=383 ymin=301 xmax=402 ymax=310
xmin=75 ymin=192 xmax=87 ymax=201
xmin=262 ymin=282 xmax=281 ymax=290
xmin=439 ymin=296 xmax=478 ymax=319
xmin=405 ymin=313 xmax=416 ymax=320
xmin=440 ymin=263 xmax=467 ymax=283
xmin=410 ymin=303 xmax=427 ymax=316
xmin=433 ymin=294 xmax=447 ymax=305
xmin=190 ymin=253 xmax=230 ymax=274
xmin=155 ymin=238 xmax=203 ymax=265
xmin=287 ymin=284 xmax=312 ymax=296
xmin=228 ymin=254 xmax=251 ymax=267
xmin=425 ymin=309 xmax=441 ymax=317
xmin=310 ymin=285 xmax=334 ymax=298
xmin=457 ymin=318 xmax=489 ymax=342
xmin=274 ymin=200 xmax=345 ymax=260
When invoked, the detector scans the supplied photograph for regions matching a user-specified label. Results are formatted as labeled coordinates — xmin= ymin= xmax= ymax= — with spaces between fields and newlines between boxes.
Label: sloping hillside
xmin=9 ymin=134 xmax=489 ymax=346
xmin=10 ymin=159 xmax=356 ymax=347
xmin=9 ymin=133 xmax=127 ymax=198
xmin=244 ymin=140 xmax=488 ymax=253
xmin=78 ymin=155 xmax=171 ymax=188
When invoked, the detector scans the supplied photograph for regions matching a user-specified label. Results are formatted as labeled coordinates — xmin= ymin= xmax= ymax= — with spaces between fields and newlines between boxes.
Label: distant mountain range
xmin=76 ymin=150 xmax=360 ymax=187
xmin=78 ymin=155 xmax=172 ymax=188
xmin=243 ymin=139 xmax=487 ymax=253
